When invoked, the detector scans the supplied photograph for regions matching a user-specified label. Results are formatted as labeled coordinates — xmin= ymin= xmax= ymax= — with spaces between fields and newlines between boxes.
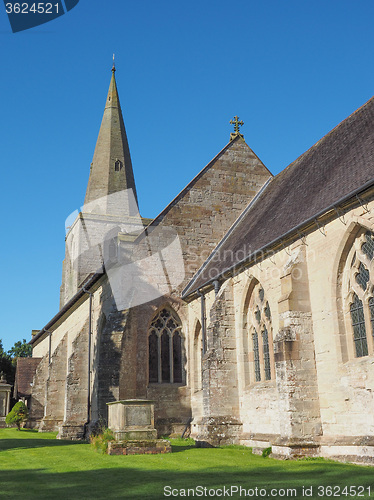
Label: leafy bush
xmin=90 ymin=427 xmax=115 ymax=454
xmin=6 ymin=401 xmax=29 ymax=430
xmin=262 ymin=446 xmax=272 ymax=458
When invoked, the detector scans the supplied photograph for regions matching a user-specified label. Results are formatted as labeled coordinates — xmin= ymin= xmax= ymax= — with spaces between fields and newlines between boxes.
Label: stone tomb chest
xmin=107 ymin=399 xmax=171 ymax=455
xmin=107 ymin=399 xmax=157 ymax=441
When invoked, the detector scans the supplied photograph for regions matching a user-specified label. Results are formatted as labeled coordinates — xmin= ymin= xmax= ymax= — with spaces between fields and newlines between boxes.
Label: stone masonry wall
xmin=105 ymin=136 xmax=272 ymax=435
xmin=307 ymin=204 xmax=374 ymax=462
xmin=189 ymin=201 xmax=374 ymax=463
xmin=59 ymin=320 xmax=89 ymax=440
xmin=193 ymin=280 xmax=242 ymax=446
xmin=39 ymin=334 xmax=68 ymax=432
xmin=97 ymin=304 xmax=132 ymax=422
xmin=143 ymin=137 xmax=272 ymax=292
xmin=28 ymin=354 xmax=49 ymax=427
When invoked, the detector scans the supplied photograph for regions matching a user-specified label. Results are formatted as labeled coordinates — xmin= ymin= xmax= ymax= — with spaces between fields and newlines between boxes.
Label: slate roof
xmin=14 ymin=357 xmax=42 ymax=398
xmin=183 ymin=96 xmax=374 ymax=299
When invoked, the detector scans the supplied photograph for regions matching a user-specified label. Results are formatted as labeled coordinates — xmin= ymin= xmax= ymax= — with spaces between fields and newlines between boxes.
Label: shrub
xmin=90 ymin=427 xmax=115 ymax=454
xmin=6 ymin=401 xmax=29 ymax=430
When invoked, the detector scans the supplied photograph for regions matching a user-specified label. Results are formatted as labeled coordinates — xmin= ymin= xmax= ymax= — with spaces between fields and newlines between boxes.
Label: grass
xmin=0 ymin=428 xmax=373 ymax=499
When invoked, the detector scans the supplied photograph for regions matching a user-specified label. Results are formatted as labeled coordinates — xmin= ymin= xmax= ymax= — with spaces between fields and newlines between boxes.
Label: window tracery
xmin=247 ymin=283 xmax=274 ymax=382
xmin=148 ymin=308 xmax=184 ymax=384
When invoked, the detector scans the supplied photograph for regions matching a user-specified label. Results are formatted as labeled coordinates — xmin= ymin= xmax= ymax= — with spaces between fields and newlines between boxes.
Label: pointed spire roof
xmin=84 ymin=66 xmax=138 ymax=217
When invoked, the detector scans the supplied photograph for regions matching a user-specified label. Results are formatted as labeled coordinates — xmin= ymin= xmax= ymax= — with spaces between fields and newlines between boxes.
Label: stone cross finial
xmin=112 ymin=54 xmax=116 ymax=73
xmin=230 ymin=116 xmax=244 ymax=134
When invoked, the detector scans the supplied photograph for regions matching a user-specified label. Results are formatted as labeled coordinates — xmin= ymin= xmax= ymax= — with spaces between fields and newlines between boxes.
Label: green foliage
xmin=0 ymin=337 xmax=32 ymax=386
xmin=262 ymin=446 xmax=272 ymax=458
xmin=90 ymin=427 xmax=115 ymax=454
xmin=5 ymin=401 xmax=29 ymax=430
xmin=8 ymin=339 xmax=32 ymax=363
xmin=0 ymin=340 xmax=8 ymax=359
xmin=0 ymin=339 xmax=13 ymax=387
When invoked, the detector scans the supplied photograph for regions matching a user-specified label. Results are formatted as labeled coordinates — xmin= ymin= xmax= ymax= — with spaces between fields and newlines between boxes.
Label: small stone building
xmin=21 ymin=65 xmax=374 ymax=463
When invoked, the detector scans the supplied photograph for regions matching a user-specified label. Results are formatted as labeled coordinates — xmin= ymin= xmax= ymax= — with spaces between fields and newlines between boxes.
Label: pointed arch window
xmin=346 ymin=230 xmax=374 ymax=358
xmin=115 ymin=159 xmax=123 ymax=172
xmin=148 ymin=308 xmax=185 ymax=384
xmin=247 ymin=283 xmax=274 ymax=383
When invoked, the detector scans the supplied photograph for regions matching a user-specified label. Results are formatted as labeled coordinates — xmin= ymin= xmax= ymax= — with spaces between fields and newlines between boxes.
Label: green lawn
xmin=0 ymin=428 xmax=373 ymax=499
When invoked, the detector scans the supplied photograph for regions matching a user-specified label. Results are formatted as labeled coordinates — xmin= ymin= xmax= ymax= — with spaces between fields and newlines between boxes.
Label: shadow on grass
xmin=0 ymin=430 xmax=84 ymax=451
xmin=170 ymin=443 xmax=196 ymax=452
xmin=0 ymin=462 xmax=373 ymax=500
xmin=0 ymin=438 xmax=84 ymax=451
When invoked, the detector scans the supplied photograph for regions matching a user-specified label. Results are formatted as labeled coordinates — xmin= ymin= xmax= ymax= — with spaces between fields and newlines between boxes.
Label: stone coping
xmin=107 ymin=399 xmax=155 ymax=406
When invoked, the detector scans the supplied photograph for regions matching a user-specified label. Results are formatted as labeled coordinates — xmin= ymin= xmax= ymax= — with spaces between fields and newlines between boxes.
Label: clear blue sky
xmin=0 ymin=0 xmax=373 ymax=350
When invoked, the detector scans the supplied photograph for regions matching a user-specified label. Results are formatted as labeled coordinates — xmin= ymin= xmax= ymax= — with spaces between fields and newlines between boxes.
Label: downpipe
xmin=196 ymin=289 xmax=207 ymax=355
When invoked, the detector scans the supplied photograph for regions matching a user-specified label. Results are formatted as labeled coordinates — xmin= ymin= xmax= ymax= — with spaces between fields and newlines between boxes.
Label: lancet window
xmin=148 ymin=308 xmax=184 ymax=384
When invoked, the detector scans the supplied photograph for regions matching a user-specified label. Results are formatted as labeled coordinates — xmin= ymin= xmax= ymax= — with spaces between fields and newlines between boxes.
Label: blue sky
xmin=0 ymin=0 xmax=373 ymax=350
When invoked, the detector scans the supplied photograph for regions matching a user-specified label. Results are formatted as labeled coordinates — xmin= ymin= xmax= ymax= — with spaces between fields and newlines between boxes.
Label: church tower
xmin=60 ymin=65 xmax=144 ymax=307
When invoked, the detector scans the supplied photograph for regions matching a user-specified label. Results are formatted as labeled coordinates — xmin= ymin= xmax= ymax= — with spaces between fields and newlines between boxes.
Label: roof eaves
xmin=183 ymin=177 xmax=374 ymax=300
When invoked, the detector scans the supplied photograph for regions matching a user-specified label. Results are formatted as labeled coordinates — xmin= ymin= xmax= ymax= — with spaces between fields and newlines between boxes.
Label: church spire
xmin=84 ymin=65 xmax=138 ymax=217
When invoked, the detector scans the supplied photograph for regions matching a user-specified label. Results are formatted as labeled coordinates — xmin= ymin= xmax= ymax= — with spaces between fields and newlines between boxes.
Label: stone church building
xmin=20 ymin=66 xmax=374 ymax=463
